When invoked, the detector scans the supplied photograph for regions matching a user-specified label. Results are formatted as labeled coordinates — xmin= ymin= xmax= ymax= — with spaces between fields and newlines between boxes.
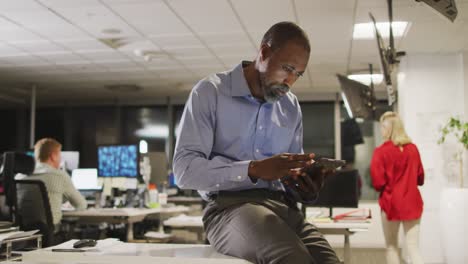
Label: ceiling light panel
xmin=353 ymin=21 xmax=409 ymax=39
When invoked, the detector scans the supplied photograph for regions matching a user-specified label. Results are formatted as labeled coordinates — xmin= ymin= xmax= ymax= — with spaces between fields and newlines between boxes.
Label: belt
xmin=213 ymin=188 xmax=286 ymax=201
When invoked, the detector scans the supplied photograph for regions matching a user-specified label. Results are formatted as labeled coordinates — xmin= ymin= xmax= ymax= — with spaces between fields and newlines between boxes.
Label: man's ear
xmin=259 ymin=44 xmax=272 ymax=62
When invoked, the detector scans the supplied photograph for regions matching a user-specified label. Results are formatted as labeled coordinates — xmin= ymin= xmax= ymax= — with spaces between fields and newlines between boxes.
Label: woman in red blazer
xmin=371 ymin=111 xmax=424 ymax=264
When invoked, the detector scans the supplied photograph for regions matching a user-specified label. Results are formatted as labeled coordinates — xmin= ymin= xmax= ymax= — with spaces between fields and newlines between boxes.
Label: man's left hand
xmin=282 ymin=164 xmax=335 ymax=202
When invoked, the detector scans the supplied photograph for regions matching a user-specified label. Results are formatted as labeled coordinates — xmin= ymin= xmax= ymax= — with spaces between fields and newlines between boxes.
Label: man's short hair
xmin=34 ymin=138 xmax=62 ymax=162
xmin=261 ymin=21 xmax=310 ymax=53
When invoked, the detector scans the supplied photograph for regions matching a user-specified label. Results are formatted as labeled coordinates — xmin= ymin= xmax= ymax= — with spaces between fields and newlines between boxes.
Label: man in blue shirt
xmin=173 ymin=22 xmax=339 ymax=264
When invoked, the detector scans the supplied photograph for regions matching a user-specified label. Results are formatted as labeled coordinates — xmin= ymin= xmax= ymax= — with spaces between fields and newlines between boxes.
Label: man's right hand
xmin=248 ymin=153 xmax=314 ymax=182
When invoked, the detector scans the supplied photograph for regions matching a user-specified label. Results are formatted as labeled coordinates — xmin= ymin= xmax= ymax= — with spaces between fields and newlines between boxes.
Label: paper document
xmin=0 ymin=229 xmax=39 ymax=244
xmin=47 ymin=238 xmax=121 ymax=252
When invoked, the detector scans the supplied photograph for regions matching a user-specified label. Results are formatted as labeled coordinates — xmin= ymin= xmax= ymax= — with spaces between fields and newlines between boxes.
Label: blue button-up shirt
xmin=173 ymin=62 xmax=304 ymax=200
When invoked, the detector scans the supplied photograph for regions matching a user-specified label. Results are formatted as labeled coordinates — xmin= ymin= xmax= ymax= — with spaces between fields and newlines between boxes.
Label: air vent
xmin=98 ymin=38 xmax=131 ymax=49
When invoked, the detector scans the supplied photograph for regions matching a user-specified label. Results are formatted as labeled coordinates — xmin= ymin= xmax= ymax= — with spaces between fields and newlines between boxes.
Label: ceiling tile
xmin=28 ymin=25 xmax=90 ymax=40
xmin=39 ymin=0 xmax=101 ymax=8
xmin=0 ymin=55 xmax=49 ymax=66
xmin=77 ymin=50 xmax=128 ymax=62
xmin=109 ymin=1 xmax=191 ymax=36
xmin=0 ymin=28 xmax=44 ymax=42
xmin=170 ymin=47 xmax=212 ymax=58
xmin=168 ymin=0 xmax=242 ymax=34
xmin=0 ymin=43 xmax=27 ymax=56
xmin=55 ymin=38 xmax=111 ymax=51
xmin=231 ymin=0 xmax=295 ymax=33
xmin=150 ymin=34 xmax=202 ymax=49
xmin=53 ymin=4 xmax=140 ymax=38
xmin=38 ymin=52 xmax=88 ymax=64
xmin=2 ymin=9 xmax=67 ymax=27
xmin=11 ymin=40 xmax=68 ymax=54
xmin=0 ymin=0 xmax=44 ymax=11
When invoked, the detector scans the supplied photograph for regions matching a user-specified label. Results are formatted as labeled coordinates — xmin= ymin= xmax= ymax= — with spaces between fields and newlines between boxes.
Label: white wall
xmin=398 ymin=53 xmax=466 ymax=263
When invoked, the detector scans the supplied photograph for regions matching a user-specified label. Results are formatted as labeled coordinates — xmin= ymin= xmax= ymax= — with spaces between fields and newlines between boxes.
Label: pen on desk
xmin=51 ymin=248 xmax=86 ymax=252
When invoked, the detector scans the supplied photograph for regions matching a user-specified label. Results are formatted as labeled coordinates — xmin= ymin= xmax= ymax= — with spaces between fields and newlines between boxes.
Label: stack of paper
xmin=0 ymin=229 xmax=39 ymax=244
xmin=333 ymin=208 xmax=371 ymax=223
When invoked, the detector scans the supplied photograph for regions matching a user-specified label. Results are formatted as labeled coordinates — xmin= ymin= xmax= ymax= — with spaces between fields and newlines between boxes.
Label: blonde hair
xmin=380 ymin=111 xmax=412 ymax=146
xmin=34 ymin=138 xmax=62 ymax=162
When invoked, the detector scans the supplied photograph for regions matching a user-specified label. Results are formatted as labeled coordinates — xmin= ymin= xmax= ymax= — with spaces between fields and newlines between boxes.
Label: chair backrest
xmin=0 ymin=152 xmax=35 ymax=221
xmin=15 ymin=179 xmax=54 ymax=245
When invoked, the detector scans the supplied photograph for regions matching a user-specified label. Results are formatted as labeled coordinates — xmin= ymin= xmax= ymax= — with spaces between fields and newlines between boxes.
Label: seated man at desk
xmin=16 ymin=138 xmax=87 ymax=226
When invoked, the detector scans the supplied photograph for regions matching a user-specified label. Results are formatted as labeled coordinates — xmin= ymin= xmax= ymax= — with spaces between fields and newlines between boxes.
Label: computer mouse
xmin=73 ymin=239 xmax=97 ymax=248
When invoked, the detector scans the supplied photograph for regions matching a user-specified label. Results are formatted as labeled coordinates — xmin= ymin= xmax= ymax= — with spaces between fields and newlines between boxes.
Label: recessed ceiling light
xmin=353 ymin=21 xmax=409 ymax=39
xmin=347 ymin=74 xmax=383 ymax=85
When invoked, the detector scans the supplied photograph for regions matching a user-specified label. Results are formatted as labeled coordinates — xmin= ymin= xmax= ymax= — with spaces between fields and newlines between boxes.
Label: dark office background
xmin=0 ymin=101 xmax=388 ymax=200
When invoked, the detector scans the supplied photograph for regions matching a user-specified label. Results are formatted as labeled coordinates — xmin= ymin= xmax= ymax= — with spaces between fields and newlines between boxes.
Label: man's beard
xmin=260 ymin=75 xmax=290 ymax=103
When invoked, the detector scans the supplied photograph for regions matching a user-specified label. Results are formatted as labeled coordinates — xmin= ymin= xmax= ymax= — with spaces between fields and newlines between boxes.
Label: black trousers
xmin=203 ymin=189 xmax=340 ymax=264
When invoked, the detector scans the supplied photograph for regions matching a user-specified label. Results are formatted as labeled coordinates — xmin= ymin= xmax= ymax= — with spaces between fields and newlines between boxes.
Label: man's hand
xmin=248 ymin=153 xmax=314 ymax=182
xmin=282 ymin=163 xmax=336 ymax=201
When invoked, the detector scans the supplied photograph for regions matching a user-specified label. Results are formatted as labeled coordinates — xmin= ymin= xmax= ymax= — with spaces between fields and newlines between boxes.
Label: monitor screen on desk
xmin=71 ymin=168 xmax=101 ymax=190
xmin=98 ymin=145 xmax=139 ymax=177
xmin=61 ymin=151 xmax=79 ymax=172
xmin=309 ymin=169 xmax=359 ymax=208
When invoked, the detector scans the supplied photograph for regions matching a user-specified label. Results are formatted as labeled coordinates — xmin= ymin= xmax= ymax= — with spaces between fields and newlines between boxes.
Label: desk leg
xmin=127 ymin=223 xmax=134 ymax=241
xmin=344 ymin=233 xmax=351 ymax=264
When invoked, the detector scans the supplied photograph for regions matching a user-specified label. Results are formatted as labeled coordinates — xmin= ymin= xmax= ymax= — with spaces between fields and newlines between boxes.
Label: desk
xmin=21 ymin=239 xmax=251 ymax=264
xmin=163 ymin=215 xmax=370 ymax=264
xmin=312 ymin=221 xmax=370 ymax=264
xmin=63 ymin=207 xmax=189 ymax=241
xmin=0 ymin=234 xmax=42 ymax=261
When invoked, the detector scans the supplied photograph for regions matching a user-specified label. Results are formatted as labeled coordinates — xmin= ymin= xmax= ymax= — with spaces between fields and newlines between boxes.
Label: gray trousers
xmin=203 ymin=189 xmax=340 ymax=264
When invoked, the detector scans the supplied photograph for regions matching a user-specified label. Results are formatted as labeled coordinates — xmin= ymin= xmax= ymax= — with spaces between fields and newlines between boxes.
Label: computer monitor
xmin=308 ymin=169 xmax=359 ymax=216
xmin=61 ymin=151 xmax=79 ymax=172
xmin=71 ymin=168 xmax=101 ymax=191
xmin=97 ymin=145 xmax=139 ymax=178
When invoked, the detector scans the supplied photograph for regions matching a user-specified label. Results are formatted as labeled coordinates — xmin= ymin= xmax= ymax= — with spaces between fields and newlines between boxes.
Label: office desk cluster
xmin=63 ymin=207 xmax=189 ymax=241
xmin=163 ymin=215 xmax=370 ymax=264
xmin=21 ymin=239 xmax=251 ymax=264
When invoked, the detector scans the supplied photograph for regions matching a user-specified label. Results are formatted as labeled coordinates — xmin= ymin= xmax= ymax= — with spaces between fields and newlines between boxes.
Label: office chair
xmin=0 ymin=152 xmax=35 ymax=222
xmin=15 ymin=180 xmax=57 ymax=247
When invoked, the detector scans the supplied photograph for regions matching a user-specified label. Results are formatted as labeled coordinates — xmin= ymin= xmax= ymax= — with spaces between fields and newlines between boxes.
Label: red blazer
xmin=370 ymin=141 xmax=424 ymax=221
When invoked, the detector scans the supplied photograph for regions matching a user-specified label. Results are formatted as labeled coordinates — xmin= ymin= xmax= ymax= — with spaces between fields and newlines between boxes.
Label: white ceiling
xmin=0 ymin=0 xmax=467 ymax=106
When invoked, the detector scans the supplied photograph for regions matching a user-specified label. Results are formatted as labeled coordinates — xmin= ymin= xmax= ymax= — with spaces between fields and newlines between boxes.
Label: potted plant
xmin=437 ymin=117 xmax=468 ymax=264
xmin=438 ymin=117 xmax=468 ymax=187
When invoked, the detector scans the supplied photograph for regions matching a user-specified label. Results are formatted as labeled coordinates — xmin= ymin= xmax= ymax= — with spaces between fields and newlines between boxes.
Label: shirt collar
xmin=33 ymin=162 xmax=56 ymax=174
xmin=230 ymin=61 xmax=253 ymax=97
